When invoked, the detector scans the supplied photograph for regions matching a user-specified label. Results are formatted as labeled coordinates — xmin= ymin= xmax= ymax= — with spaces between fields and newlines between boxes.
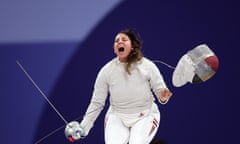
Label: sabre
xmin=16 ymin=60 xmax=68 ymax=125
xmin=17 ymin=60 xmax=103 ymax=143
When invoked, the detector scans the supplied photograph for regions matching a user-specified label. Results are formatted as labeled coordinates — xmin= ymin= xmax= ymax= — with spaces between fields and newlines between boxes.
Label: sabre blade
xmin=16 ymin=60 xmax=68 ymax=124
xmin=34 ymin=125 xmax=65 ymax=144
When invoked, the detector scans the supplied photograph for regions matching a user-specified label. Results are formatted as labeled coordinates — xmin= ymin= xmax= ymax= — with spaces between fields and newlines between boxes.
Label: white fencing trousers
xmin=104 ymin=103 xmax=160 ymax=144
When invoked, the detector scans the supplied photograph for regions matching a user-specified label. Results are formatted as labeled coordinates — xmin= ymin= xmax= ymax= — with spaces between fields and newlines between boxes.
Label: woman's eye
xmin=114 ymin=38 xmax=129 ymax=42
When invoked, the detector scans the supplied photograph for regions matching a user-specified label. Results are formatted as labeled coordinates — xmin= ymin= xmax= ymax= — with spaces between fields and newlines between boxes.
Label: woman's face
xmin=114 ymin=33 xmax=133 ymax=62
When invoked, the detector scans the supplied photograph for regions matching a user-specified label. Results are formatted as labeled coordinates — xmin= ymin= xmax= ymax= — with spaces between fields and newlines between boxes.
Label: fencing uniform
xmin=80 ymin=57 xmax=169 ymax=144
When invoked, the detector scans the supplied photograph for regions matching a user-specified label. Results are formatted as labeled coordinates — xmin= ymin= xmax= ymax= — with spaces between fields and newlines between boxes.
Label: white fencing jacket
xmin=80 ymin=57 xmax=168 ymax=135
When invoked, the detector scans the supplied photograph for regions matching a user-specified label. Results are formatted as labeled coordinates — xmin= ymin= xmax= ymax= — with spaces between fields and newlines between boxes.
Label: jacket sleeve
xmin=148 ymin=62 xmax=169 ymax=104
xmin=80 ymin=66 xmax=109 ymax=136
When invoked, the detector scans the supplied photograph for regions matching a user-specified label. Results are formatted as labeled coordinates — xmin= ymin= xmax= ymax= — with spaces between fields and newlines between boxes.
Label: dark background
xmin=1 ymin=0 xmax=239 ymax=143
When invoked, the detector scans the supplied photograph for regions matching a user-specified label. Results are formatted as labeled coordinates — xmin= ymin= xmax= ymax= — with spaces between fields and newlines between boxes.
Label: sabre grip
xmin=65 ymin=121 xmax=85 ymax=142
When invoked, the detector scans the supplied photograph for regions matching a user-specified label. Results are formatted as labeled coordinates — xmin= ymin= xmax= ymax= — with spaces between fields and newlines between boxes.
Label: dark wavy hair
xmin=119 ymin=29 xmax=143 ymax=74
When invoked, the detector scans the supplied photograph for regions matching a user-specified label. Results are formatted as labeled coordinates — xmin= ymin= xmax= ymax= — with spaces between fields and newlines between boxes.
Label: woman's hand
xmin=158 ymin=88 xmax=173 ymax=103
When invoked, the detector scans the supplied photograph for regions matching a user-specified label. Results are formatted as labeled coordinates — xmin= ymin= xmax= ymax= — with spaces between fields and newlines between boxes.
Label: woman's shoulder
xmin=99 ymin=57 xmax=118 ymax=72
xmin=103 ymin=57 xmax=118 ymax=67
xmin=140 ymin=57 xmax=156 ymax=66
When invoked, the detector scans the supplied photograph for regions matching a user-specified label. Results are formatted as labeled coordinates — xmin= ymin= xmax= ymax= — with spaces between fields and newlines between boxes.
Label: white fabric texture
xmin=104 ymin=103 xmax=160 ymax=144
xmin=172 ymin=54 xmax=195 ymax=87
xmin=80 ymin=57 xmax=167 ymax=136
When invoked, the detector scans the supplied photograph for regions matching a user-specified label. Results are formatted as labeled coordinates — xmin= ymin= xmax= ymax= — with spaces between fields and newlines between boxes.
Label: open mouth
xmin=118 ymin=47 xmax=125 ymax=52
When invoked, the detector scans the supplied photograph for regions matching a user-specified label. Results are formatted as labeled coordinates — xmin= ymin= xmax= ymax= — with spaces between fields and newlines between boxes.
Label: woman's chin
xmin=118 ymin=57 xmax=127 ymax=62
